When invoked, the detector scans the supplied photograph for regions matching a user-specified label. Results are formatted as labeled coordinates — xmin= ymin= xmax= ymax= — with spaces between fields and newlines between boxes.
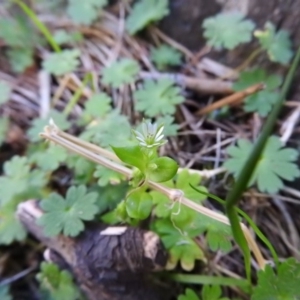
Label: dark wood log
xmin=17 ymin=200 xmax=171 ymax=300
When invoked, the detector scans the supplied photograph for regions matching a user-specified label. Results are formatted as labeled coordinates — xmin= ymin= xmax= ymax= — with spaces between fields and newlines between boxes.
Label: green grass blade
xmin=189 ymin=184 xmax=279 ymax=267
xmin=14 ymin=0 xmax=61 ymax=52
xmin=224 ymin=46 xmax=300 ymax=281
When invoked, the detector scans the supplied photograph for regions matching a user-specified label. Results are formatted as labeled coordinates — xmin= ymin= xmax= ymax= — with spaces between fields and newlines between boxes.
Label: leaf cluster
xmin=37 ymin=185 xmax=99 ymax=237
xmin=37 ymin=262 xmax=80 ymax=300
xmin=224 ymin=136 xmax=300 ymax=194
xmin=233 ymin=68 xmax=282 ymax=116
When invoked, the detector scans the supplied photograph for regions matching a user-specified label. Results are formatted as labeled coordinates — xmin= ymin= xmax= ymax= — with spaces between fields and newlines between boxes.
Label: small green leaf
xmin=0 ymin=156 xmax=30 ymax=205
xmin=151 ymin=44 xmax=182 ymax=70
xmin=37 ymin=185 xmax=98 ymax=237
xmin=67 ymin=0 xmax=107 ymax=25
xmin=102 ymin=58 xmax=140 ymax=88
xmin=30 ymin=144 xmax=68 ymax=171
xmin=0 ymin=202 xmax=27 ymax=245
xmin=0 ymin=117 xmax=9 ymax=146
xmin=176 ymin=169 xmax=207 ymax=201
xmin=202 ymin=285 xmax=229 ymax=300
xmin=203 ymin=12 xmax=255 ymax=50
xmin=155 ymin=115 xmax=179 ymax=137
xmin=0 ymin=81 xmax=11 ymax=105
xmin=126 ymin=0 xmax=169 ymax=35
xmin=27 ymin=110 xmax=71 ymax=142
xmin=112 ymin=145 xmax=146 ymax=172
xmin=254 ymin=22 xmax=293 ymax=65
xmin=80 ymin=110 xmax=132 ymax=148
xmin=37 ymin=262 xmax=80 ymax=300
xmin=0 ymin=285 xmax=12 ymax=300
xmin=153 ymin=218 xmax=205 ymax=271
xmin=178 ymin=288 xmax=200 ymax=300
xmin=147 ymin=156 xmax=178 ymax=182
xmin=53 ymin=29 xmax=83 ymax=45
xmin=126 ymin=190 xmax=153 ymax=220
xmin=252 ymin=258 xmax=300 ymax=300
xmin=224 ymin=136 xmax=300 ymax=194
xmin=94 ymin=165 xmax=125 ymax=186
xmin=42 ymin=49 xmax=80 ymax=76
xmin=233 ymin=68 xmax=282 ymax=116
xmin=84 ymin=92 xmax=112 ymax=118
xmin=7 ymin=48 xmax=34 ymax=73
xmin=134 ymin=79 xmax=184 ymax=117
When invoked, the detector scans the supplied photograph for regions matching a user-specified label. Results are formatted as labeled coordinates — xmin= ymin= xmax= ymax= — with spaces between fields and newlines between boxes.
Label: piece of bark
xmin=17 ymin=200 xmax=171 ymax=300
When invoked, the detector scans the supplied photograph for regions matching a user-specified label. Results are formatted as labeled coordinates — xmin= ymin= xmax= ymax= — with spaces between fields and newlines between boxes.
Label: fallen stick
xmin=17 ymin=200 xmax=170 ymax=300
xmin=196 ymin=83 xmax=265 ymax=116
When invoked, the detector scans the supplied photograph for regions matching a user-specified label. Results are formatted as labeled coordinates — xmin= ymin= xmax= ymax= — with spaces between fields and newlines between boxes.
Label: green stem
xmin=14 ymin=0 xmax=61 ymax=52
xmin=225 ymin=46 xmax=300 ymax=279
xmin=63 ymin=73 xmax=92 ymax=117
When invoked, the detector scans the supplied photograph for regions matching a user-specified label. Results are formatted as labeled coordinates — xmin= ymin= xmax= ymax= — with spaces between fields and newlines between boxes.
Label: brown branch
xmin=16 ymin=201 xmax=170 ymax=300
xmin=196 ymin=83 xmax=265 ymax=116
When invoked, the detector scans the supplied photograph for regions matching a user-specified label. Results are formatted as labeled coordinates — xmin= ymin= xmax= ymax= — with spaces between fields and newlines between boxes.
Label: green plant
xmin=252 ymin=258 xmax=300 ymax=300
xmin=254 ymin=22 xmax=293 ymax=64
xmin=126 ymin=0 xmax=169 ymax=34
xmin=224 ymin=136 xmax=300 ymax=194
xmin=150 ymin=44 xmax=182 ymax=70
xmin=37 ymin=185 xmax=98 ymax=237
xmin=233 ymin=68 xmax=282 ymax=116
xmin=102 ymin=58 xmax=140 ymax=88
xmin=37 ymin=262 xmax=81 ymax=300
xmin=202 ymin=12 xmax=255 ymax=50
xmin=178 ymin=286 xmax=230 ymax=300
xmin=0 ymin=285 xmax=12 ymax=300
xmin=134 ymin=79 xmax=184 ymax=117
xmin=0 ymin=117 xmax=9 ymax=146
xmin=42 ymin=49 xmax=81 ymax=76
xmin=0 ymin=81 xmax=11 ymax=105
xmin=67 ymin=0 xmax=107 ymax=25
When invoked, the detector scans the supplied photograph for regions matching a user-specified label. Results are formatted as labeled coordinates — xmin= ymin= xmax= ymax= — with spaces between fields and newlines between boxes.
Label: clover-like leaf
xmin=0 ymin=156 xmax=30 ymax=205
xmin=254 ymin=22 xmax=293 ymax=65
xmin=155 ymin=115 xmax=179 ymax=137
xmin=42 ymin=49 xmax=80 ymax=76
xmin=80 ymin=110 xmax=132 ymax=148
xmin=37 ymin=185 xmax=98 ymax=237
xmin=134 ymin=79 xmax=184 ymax=117
xmin=252 ymin=258 xmax=300 ymax=300
xmin=203 ymin=12 xmax=255 ymax=50
xmin=0 ymin=81 xmax=11 ymax=105
xmin=27 ymin=110 xmax=71 ymax=142
xmin=84 ymin=92 xmax=112 ymax=118
xmin=94 ymin=165 xmax=125 ymax=186
xmin=151 ymin=44 xmax=182 ymax=70
xmin=67 ymin=0 xmax=107 ymax=25
xmin=0 ymin=201 xmax=27 ymax=245
xmin=126 ymin=0 xmax=169 ymax=35
xmin=151 ymin=169 xmax=206 ymax=218
xmin=233 ymin=68 xmax=282 ymax=116
xmin=178 ymin=288 xmax=200 ymax=300
xmin=102 ymin=59 xmax=140 ymax=88
xmin=153 ymin=218 xmax=205 ymax=271
xmin=37 ymin=262 xmax=80 ymax=300
xmin=224 ymin=136 xmax=300 ymax=194
xmin=30 ymin=144 xmax=68 ymax=171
